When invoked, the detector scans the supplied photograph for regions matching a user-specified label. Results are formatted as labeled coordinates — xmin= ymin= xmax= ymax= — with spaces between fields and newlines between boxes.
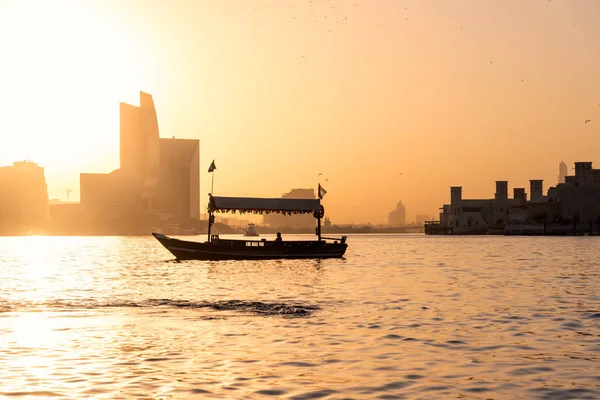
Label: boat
xmin=152 ymin=194 xmax=348 ymax=260
xmin=244 ymin=223 xmax=259 ymax=237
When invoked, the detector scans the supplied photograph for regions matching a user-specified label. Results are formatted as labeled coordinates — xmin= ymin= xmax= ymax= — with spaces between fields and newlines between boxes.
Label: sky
xmin=0 ymin=0 xmax=599 ymax=224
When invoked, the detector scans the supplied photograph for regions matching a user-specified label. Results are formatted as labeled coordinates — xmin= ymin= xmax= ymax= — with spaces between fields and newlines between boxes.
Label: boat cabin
xmin=207 ymin=194 xmax=334 ymax=243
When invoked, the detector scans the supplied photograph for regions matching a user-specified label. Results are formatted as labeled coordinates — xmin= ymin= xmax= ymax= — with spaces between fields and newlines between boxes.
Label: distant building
xmin=439 ymin=181 xmax=526 ymax=234
xmin=80 ymin=170 xmax=140 ymax=220
xmin=0 ymin=161 xmax=49 ymax=233
xmin=388 ymin=201 xmax=406 ymax=226
xmin=437 ymin=161 xmax=600 ymax=234
xmin=263 ymin=189 xmax=316 ymax=229
xmin=558 ymin=161 xmax=568 ymax=184
xmin=119 ymin=91 xmax=161 ymax=211
xmin=554 ymin=161 xmax=600 ymax=222
xmin=157 ymin=138 xmax=200 ymax=221
xmin=79 ymin=91 xmax=200 ymax=232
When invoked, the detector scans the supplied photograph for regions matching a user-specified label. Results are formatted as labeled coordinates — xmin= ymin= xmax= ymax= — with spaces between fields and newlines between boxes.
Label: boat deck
xmin=153 ymin=233 xmax=347 ymax=260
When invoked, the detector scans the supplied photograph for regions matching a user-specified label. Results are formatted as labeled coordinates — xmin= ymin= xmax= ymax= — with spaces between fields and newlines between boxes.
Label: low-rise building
xmin=0 ymin=161 xmax=49 ymax=234
xmin=436 ymin=161 xmax=600 ymax=235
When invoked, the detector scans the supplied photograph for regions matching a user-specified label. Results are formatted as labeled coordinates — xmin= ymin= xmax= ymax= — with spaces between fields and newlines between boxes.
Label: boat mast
xmin=207 ymin=194 xmax=213 ymax=242
xmin=315 ymin=205 xmax=324 ymax=241
xmin=317 ymin=214 xmax=322 ymax=241
xmin=207 ymin=212 xmax=213 ymax=242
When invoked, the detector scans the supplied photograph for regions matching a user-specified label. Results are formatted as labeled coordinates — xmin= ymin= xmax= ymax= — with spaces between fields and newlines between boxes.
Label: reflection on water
xmin=1 ymin=234 xmax=599 ymax=399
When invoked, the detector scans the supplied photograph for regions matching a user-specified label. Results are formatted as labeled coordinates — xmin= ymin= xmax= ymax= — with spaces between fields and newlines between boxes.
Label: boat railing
xmin=321 ymin=236 xmax=347 ymax=244
xmin=207 ymin=237 xmax=345 ymax=248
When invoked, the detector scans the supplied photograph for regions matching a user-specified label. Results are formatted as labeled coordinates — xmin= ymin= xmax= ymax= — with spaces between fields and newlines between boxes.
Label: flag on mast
xmin=318 ymin=184 xmax=327 ymax=200
xmin=208 ymin=160 xmax=216 ymax=173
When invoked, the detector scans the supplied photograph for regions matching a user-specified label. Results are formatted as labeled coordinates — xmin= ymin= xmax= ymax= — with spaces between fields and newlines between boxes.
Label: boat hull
xmin=152 ymin=233 xmax=347 ymax=260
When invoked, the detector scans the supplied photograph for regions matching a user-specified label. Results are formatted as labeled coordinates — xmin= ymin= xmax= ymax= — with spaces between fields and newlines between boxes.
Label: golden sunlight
xmin=0 ymin=0 xmax=153 ymax=169
xmin=6 ymin=236 xmax=92 ymax=304
xmin=11 ymin=236 xmax=65 ymax=301
xmin=3 ymin=312 xmax=61 ymax=349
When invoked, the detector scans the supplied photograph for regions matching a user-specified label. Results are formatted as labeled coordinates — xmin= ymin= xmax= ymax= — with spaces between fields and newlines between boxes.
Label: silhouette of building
xmin=263 ymin=189 xmax=316 ymax=229
xmin=437 ymin=161 xmax=600 ymax=234
xmin=79 ymin=91 xmax=200 ymax=233
xmin=48 ymin=200 xmax=83 ymax=234
xmin=0 ymin=161 xmax=49 ymax=233
xmin=553 ymin=161 xmax=600 ymax=222
xmin=558 ymin=161 xmax=568 ymax=184
xmin=80 ymin=170 xmax=141 ymax=220
xmin=439 ymin=181 xmax=526 ymax=234
xmin=529 ymin=179 xmax=545 ymax=203
xmin=157 ymin=138 xmax=200 ymax=221
xmin=388 ymin=201 xmax=406 ymax=226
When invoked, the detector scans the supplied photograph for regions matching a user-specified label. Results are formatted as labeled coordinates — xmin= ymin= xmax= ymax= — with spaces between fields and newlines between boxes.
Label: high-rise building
xmin=80 ymin=91 xmax=200 ymax=231
xmin=388 ymin=201 xmax=406 ymax=226
xmin=558 ymin=161 xmax=568 ymax=184
xmin=119 ymin=91 xmax=160 ymax=211
xmin=157 ymin=138 xmax=200 ymax=220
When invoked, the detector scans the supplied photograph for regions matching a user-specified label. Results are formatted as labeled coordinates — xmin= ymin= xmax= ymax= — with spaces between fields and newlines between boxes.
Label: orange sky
xmin=0 ymin=0 xmax=599 ymax=224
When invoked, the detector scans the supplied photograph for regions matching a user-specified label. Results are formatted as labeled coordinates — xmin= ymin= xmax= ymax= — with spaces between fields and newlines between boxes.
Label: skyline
xmin=1 ymin=0 xmax=599 ymax=224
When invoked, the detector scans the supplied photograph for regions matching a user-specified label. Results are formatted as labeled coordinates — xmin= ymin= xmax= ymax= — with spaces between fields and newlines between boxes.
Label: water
xmin=1 ymin=234 xmax=599 ymax=399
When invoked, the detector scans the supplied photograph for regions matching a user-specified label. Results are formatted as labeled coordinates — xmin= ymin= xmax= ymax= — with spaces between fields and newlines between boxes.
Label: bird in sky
xmin=585 ymin=119 xmax=592 ymax=124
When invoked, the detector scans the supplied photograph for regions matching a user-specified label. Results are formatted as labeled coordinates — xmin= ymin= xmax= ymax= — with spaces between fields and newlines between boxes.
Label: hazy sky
xmin=1 ymin=0 xmax=599 ymax=224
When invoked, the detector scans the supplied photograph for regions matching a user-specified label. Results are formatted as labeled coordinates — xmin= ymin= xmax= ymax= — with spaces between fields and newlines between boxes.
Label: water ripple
xmin=0 ymin=235 xmax=599 ymax=399
xmin=0 ymin=298 xmax=320 ymax=317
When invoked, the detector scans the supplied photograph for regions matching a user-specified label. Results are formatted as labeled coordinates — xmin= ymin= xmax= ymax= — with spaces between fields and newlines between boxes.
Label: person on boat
xmin=275 ymin=232 xmax=283 ymax=242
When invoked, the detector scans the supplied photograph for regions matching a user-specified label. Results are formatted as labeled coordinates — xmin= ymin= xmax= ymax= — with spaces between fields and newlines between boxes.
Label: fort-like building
xmin=436 ymin=161 xmax=600 ymax=235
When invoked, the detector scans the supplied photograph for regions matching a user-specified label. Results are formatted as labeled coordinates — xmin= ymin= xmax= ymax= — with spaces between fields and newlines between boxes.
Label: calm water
xmin=1 ymin=234 xmax=599 ymax=399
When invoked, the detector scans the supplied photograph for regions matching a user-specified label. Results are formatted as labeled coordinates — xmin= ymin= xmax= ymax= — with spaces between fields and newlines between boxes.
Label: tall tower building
xmin=120 ymin=91 xmax=160 ymax=211
xmin=81 ymin=91 xmax=201 ymax=227
xmin=157 ymin=138 xmax=200 ymax=220
xmin=388 ymin=201 xmax=406 ymax=226
xmin=120 ymin=92 xmax=160 ymax=178
xmin=558 ymin=161 xmax=568 ymax=184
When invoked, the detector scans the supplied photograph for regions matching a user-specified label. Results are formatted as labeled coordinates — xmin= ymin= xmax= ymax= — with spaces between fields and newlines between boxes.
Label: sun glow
xmin=0 ymin=0 xmax=155 ymax=173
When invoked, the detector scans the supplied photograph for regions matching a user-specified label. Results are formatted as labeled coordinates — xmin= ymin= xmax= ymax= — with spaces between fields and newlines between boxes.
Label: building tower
xmin=529 ymin=180 xmax=544 ymax=202
xmin=388 ymin=201 xmax=406 ymax=226
xmin=558 ymin=161 xmax=568 ymax=184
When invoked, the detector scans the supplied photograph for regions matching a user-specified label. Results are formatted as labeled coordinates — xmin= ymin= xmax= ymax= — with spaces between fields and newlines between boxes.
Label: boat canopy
xmin=208 ymin=195 xmax=322 ymax=215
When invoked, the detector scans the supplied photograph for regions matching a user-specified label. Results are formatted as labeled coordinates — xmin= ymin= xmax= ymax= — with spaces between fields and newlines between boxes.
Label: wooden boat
xmin=152 ymin=194 xmax=348 ymax=260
